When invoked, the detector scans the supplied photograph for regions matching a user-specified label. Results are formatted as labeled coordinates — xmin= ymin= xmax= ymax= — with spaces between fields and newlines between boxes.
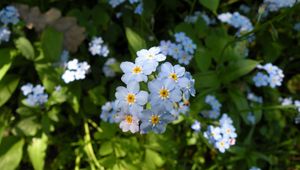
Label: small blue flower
xmin=215 ymin=138 xmax=230 ymax=153
xmin=120 ymin=60 xmax=154 ymax=84
xmin=21 ymin=84 xmax=48 ymax=107
xmin=134 ymin=3 xmax=143 ymax=15
xmin=148 ymin=79 xmax=182 ymax=110
xmin=220 ymin=123 xmax=237 ymax=139
xmin=219 ymin=113 xmax=233 ymax=125
xmin=115 ymin=82 xmax=148 ymax=116
xmin=119 ymin=109 xmax=140 ymax=133
xmin=169 ymin=43 xmax=183 ymax=59
xmin=174 ymin=32 xmax=187 ymax=43
xmin=239 ymin=4 xmax=251 ymax=13
xmin=136 ymin=47 xmax=166 ymax=69
xmin=159 ymin=40 xmax=172 ymax=55
xmin=182 ymin=72 xmax=196 ymax=98
xmin=159 ymin=62 xmax=189 ymax=88
xmin=0 ymin=26 xmax=11 ymax=44
xmin=191 ymin=120 xmax=201 ymax=132
xmin=139 ymin=107 xmax=174 ymax=134
xmin=0 ymin=6 xmax=19 ymax=25
xmin=108 ymin=0 xmax=126 ymax=8
xmin=253 ymin=72 xmax=269 ymax=87
xmin=249 ymin=166 xmax=261 ymax=170
xmin=103 ymin=58 xmax=117 ymax=77
xmin=178 ymin=51 xmax=193 ymax=65
xmin=89 ymin=36 xmax=109 ymax=57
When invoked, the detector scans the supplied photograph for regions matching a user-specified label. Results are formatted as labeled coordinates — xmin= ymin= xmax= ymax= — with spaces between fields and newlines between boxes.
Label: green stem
xmin=83 ymin=121 xmax=104 ymax=170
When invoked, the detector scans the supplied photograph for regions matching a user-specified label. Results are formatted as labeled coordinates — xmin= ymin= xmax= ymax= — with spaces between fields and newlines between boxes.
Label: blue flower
xmin=108 ymin=0 xmax=126 ymax=8
xmin=115 ymin=82 xmax=148 ymax=116
xmin=0 ymin=6 xmax=19 ymax=25
xmin=136 ymin=47 xmax=166 ymax=71
xmin=103 ymin=58 xmax=117 ymax=77
xmin=134 ymin=3 xmax=143 ymax=15
xmin=148 ymin=79 xmax=182 ymax=110
xmin=158 ymin=62 xmax=189 ymax=88
xmin=159 ymin=40 xmax=172 ymax=55
xmin=119 ymin=109 xmax=140 ymax=133
xmin=178 ymin=51 xmax=193 ymax=65
xmin=294 ymin=23 xmax=300 ymax=31
xmin=21 ymin=84 xmax=48 ymax=107
xmin=249 ymin=166 xmax=261 ymax=170
xmin=139 ymin=107 xmax=174 ymax=134
xmin=89 ymin=36 xmax=109 ymax=57
xmin=220 ymin=123 xmax=237 ymax=139
xmin=205 ymin=95 xmax=221 ymax=111
xmin=264 ymin=0 xmax=298 ymax=12
xmin=62 ymin=59 xmax=90 ymax=83
xmin=182 ymin=72 xmax=196 ymax=98
xmin=253 ymin=72 xmax=269 ymax=87
xmin=215 ymin=138 xmax=230 ymax=153
xmin=120 ymin=60 xmax=154 ymax=84
xmin=0 ymin=27 xmax=11 ymax=44
xmin=169 ymin=43 xmax=183 ymax=59
xmin=191 ymin=120 xmax=201 ymax=132
xmin=174 ymin=32 xmax=187 ymax=43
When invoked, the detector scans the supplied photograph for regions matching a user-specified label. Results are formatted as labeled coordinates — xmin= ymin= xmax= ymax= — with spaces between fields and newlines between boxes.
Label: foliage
xmin=0 ymin=0 xmax=300 ymax=170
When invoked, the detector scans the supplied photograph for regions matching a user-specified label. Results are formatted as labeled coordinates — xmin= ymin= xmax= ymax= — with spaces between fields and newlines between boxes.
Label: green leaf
xmin=144 ymin=149 xmax=164 ymax=169
xmin=0 ymin=74 xmax=20 ymax=107
xmin=15 ymin=37 xmax=35 ymax=60
xmin=0 ymin=137 xmax=24 ymax=170
xmin=40 ymin=27 xmax=64 ymax=62
xmin=27 ymin=134 xmax=48 ymax=170
xmin=199 ymin=0 xmax=219 ymax=14
xmin=125 ymin=27 xmax=146 ymax=53
xmin=194 ymin=47 xmax=212 ymax=72
xmin=15 ymin=116 xmax=41 ymax=136
xmin=222 ymin=59 xmax=259 ymax=84
xmin=228 ymin=88 xmax=249 ymax=123
xmin=88 ymin=85 xmax=106 ymax=106
xmin=194 ymin=71 xmax=220 ymax=89
xmin=35 ymin=63 xmax=62 ymax=92
xmin=0 ymin=49 xmax=12 ymax=81
xmin=99 ymin=141 xmax=113 ymax=156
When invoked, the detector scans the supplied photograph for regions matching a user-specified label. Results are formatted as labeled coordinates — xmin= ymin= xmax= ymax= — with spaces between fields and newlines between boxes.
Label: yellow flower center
xmin=220 ymin=141 xmax=224 ymax=147
xmin=126 ymin=93 xmax=136 ymax=105
xmin=169 ymin=73 xmax=178 ymax=81
xmin=226 ymin=129 xmax=231 ymax=134
xmin=151 ymin=115 xmax=160 ymax=125
xmin=147 ymin=54 xmax=154 ymax=59
xmin=159 ymin=88 xmax=169 ymax=100
xmin=132 ymin=66 xmax=142 ymax=74
xmin=125 ymin=115 xmax=133 ymax=124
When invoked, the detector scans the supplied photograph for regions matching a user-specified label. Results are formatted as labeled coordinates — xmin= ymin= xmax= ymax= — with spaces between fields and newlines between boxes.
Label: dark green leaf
xmin=125 ymin=27 xmax=146 ymax=53
xmin=0 ymin=137 xmax=24 ymax=170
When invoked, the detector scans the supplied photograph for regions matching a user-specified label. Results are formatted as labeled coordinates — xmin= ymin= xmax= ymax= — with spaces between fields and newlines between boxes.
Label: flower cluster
xmin=204 ymin=114 xmax=237 ymax=153
xmin=21 ymin=83 xmax=48 ymax=107
xmin=108 ymin=0 xmax=143 ymax=15
xmin=0 ymin=6 xmax=19 ymax=25
xmin=263 ymin=0 xmax=298 ymax=12
xmin=249 ymin=166 xmax=261 ymax=170
xmin=201 ymin=95 xmax=222 ymax=119
xmin=218 ymin=12 xmax=254 ymax=40
xmin=100 ymin=46 xmax=196 ymax=134
xmin=62 ymin=59 xmax=90 ymax=83
xmin=0 ymin=27 xmax=11 ymax=44
xmin=247 ymin=91 xmax=263 ymax=103
xmin=159 ymin=32 xmax=197 ymax=65
xmin=278 ymin=97 xmax=300 ymax=124
xmin=89 ymin=37 xmax=109 ymax=57
xmin=294 ymin=22 xmax=300 ymax=31
xmin=0 ymin=6 xmax=20 ymax=44
xmin=103 ymin=58 xmax=117 ymax=77
xmin=252 ymin=63 xmax=284 ymax=88
xmin=184 ymin=11 xmax=215 ymax=25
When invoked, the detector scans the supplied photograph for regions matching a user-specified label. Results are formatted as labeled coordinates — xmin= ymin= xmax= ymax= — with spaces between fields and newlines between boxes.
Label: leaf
xmin=15 ymin=37 xmax=35 ymax=60
xmin=88 ymin=85 xmax=106 ymax=106
xmin=194 ymin=47 xmax=212 ymax=72
xmin=194 ymin=71 xmax=220 ymax=89
xmin=27 ymin=134 xmax=48 ymax=170
xmin=0 ymin=49 xmax=12 ymax=81
xmin=99 ymin=141 xmax=113 ymax=156
xmin=0 ymin=74 xmax=20 ymax=107
xmin=228 ymin=88 xmax=249 ymax=123
xmin=35 ymin=63 xmax=62 ymax=92
xmin=144 ymin=149 xmax=164 ymax=169
xmin=15 ymin=116 xmax=41 ymax=136
xmin=125 ymin=27 xmax=146 ymax=53
xmin=199 ymin=0 xmax=219 ymax=14
xmin=0 ymin=137 xmax=24 ymax=170
xmin=40 ymin=27 xmax=64 ymax=62
xmin=222 ymin=59 xmax=259 ymax=84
